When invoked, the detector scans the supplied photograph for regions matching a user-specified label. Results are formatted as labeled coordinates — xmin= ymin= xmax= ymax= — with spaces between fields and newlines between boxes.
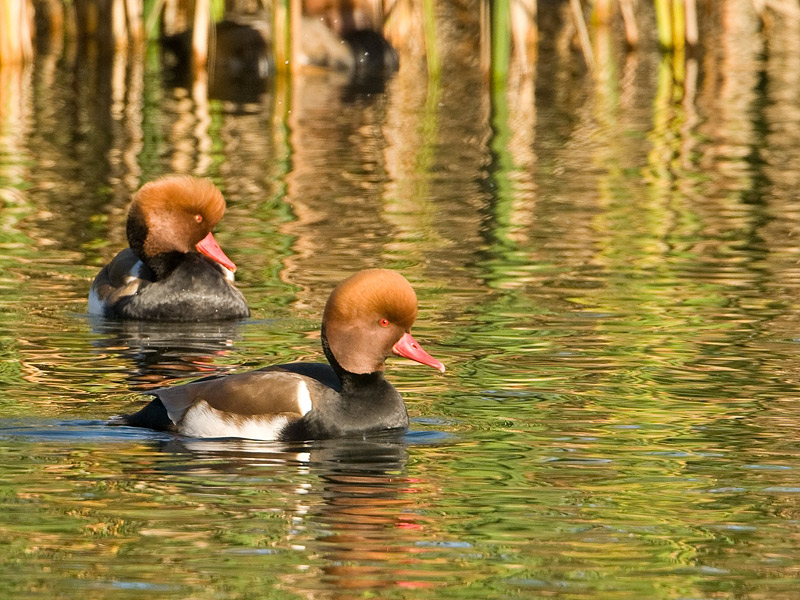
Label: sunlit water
xmin=3 ymin=5 xmax=800 ymax=599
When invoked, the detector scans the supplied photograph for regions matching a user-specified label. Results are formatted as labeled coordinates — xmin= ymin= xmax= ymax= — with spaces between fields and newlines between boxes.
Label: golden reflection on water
xmin=6 ymin=2 xmax=800 ymax=598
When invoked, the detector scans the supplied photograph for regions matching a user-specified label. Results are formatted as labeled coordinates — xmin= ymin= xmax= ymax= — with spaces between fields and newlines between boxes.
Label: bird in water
xmin=111 ymin=269 xmax=445 ymax=440
xmin=88 ymin=175 xmax=249 ymax=321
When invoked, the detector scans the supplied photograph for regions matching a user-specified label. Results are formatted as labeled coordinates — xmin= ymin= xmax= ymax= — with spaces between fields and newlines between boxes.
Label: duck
xmin=111 ymin=269 xmax=445 ymax=440
xmin=88 ymin=175 xmax=250 ymax=321
xmin=160 ymin=20 xmax=273 ymax=103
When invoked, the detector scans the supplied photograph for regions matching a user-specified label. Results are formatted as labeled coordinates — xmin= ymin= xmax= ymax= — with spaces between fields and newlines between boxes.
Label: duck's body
xmin=112 ymin=269 xmax=444 ymax=441
xmin=120 ymin=362 xmax=408 ymax=441
xmin=89 ymin=176 xmax=249 ymax=322
xmin=89 ymin=248 xmax=247 ymax=321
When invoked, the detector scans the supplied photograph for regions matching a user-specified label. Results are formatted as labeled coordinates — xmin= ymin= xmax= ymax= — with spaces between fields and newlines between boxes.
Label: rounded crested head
xmin=324 ymin=269 xmax=418 ymax=332
xmin=322 ymin=269 xmax=443 ymax=375
xmin=127 ymin=175 xmax=227 ymax=259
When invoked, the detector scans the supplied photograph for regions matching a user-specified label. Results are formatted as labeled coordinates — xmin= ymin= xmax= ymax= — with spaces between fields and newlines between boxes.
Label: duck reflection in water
xmin=155 ymin=435 xmax=443 ymax=594
xmin=294 ymin=438 xmax=441 ymax=594
xmin=89 ymin=318 xmax=243 ymax=390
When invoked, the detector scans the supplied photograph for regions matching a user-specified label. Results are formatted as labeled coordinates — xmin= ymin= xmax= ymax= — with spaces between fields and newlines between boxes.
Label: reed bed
xmin=0 ymin=0 xmax=798 ymax=73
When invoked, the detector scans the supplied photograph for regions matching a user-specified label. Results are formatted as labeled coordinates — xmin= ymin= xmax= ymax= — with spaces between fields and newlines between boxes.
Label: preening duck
xmin=88 ymin=175 xmax=249 ymax=321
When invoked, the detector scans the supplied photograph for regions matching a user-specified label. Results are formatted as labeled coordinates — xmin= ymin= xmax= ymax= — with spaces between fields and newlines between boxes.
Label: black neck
xmin=126 ymin=207 xmax=148 ymax=263
xmin=281 ymin=327 xmax=407 ymax=440
xmin=147 ymin=251 xmax=192 ymax=279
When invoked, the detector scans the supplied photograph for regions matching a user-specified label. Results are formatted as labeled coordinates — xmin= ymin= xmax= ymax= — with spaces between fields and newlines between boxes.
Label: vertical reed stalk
xmin=491 ymin=0 xmax=510 ymax=83
xmin=0 ymin=0 xmax=34 ymax=64
xmin=272 ymin=0 xmax=288 ymax=71
xmin=655 ymin=0 xmax=672 ymax=49
xmin=43 ymin=0 xmax=65 ymax=51
xmin=126 ymin=0 xmax=143 ymax=42
xmin=510 ymin=0 xmax=537 ymax=68
xmin=684 ymin=0 xmax=698 ymax=47
xmin=75 ymin=0 xmax=100 ymax=39
xmin=112 ymin=0 xmax=128 ymax=48
xmin=570 ymin=0 xmax=594 ymax=70
xmin=19 ymin=0 xmax=34 ymax=61
xmin=671 ymin=0 xmax=685 ymax=51
xmin=160 ymin=0 xmax=177 ymax=36
xmin=192 ymin=0 xmax=210 ymax=68
xmin=593 ymin=0 xmax=612 ymax=23
xmin=423 ymin=0 xmax=440 ymax=79
xmin=364 ymin=0 xmax=383 ymax=31
xmin=480 ymin=0 xmax=491 ymax=75
xmin=290 ymin=0 xmax=301 ymax=72
xmin=619 ymin=0 xmax=639 ymax=47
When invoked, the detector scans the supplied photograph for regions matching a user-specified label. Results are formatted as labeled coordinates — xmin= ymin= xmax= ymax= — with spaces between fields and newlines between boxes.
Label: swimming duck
xmin=89 ymin=175 xmax=250 ymax=321
xmin=112 ymin=269 xmax=444 ymax=440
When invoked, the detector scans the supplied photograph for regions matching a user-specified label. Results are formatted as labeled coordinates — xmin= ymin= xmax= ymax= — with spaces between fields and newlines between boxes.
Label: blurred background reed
xmin=1 ymin=0 xmax=799 ymax=88
xmin=1 ymin=0 xmax=779 ymax=71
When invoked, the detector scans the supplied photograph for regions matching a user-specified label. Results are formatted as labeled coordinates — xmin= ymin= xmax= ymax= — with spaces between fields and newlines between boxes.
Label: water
xmin=3 ymin=4 xmax=800 ymax=598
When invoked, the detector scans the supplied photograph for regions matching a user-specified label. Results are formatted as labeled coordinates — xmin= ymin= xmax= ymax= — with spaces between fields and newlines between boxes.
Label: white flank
xmin=180 ymin=400 xmax=289 ymax=440
xmin=296 ymin=380 xmax=313 ymax=416
xmin=87 ymin=287 xmax=103 ymax=315
xmin=219 ymin=265 xmax=235 ymax=283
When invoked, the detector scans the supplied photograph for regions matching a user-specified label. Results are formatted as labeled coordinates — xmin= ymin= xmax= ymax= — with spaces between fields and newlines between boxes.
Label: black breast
xmin=279 ymin=371 xmax=408 ymax=441
xmin=117 ymin=254 xmax=250 ymax=321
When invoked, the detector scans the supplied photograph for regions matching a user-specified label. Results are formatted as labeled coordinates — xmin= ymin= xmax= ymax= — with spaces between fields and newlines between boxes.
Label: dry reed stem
xmin=570 ymin=0 xmax=594 ymax=71
xmin=0 ymin=0 xmax=34 ymax=64
xmin=192 ymin=0 xmax=210 ymax=67
xmin=620 ymin=0 xmax=639 ymax=47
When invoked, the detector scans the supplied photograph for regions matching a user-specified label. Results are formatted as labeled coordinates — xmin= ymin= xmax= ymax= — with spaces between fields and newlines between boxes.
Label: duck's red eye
xmin=379 ymin=318 xmax=390 ymax=327
xmin=194 ymin=214 xmax=203 ymax=223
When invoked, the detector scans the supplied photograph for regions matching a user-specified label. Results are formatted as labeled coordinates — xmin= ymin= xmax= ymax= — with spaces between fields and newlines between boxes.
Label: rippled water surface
xmin=4 ymin=4 xmax=800 ymax=599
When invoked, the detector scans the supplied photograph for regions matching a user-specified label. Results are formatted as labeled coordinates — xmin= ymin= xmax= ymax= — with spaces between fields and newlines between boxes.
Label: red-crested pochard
xmin=88 ymin=175 xmax=250 ymax=321
xmin=111 ymin=269 xmax=445 ymax=440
